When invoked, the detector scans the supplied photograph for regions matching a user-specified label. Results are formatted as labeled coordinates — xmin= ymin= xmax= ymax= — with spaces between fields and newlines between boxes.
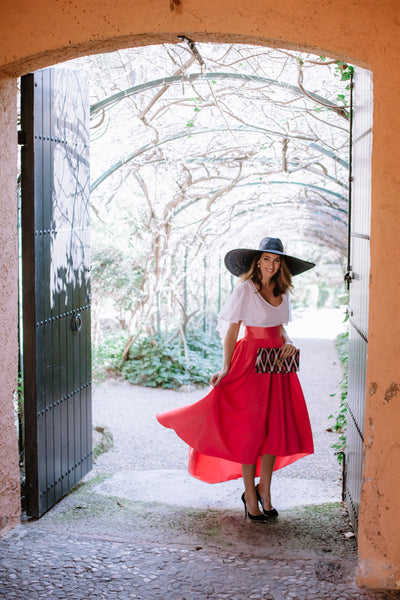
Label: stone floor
xmin=1 ymin=518 xmax=399 ymax=600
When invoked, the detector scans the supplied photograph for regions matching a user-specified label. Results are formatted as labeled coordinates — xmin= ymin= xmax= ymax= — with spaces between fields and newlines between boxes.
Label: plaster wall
xmin=0 ymin=0 xmax=399 ymax=589
xmin=0 ymin=77 xmax=21 ymax=533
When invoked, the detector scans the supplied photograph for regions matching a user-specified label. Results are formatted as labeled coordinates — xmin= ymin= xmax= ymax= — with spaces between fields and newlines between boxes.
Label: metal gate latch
xmin=71 ymin=313 xmax=83 ymax=333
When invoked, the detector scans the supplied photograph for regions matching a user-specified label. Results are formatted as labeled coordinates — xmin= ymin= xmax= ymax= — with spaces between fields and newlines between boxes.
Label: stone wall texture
xmin=0 ymin=77 xmax=21 ymax=533
xmin=0 ymin=0 xmax=400 ymax=588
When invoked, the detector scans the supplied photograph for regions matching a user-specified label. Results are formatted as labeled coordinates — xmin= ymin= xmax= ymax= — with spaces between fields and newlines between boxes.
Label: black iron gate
xmin=345 ymin=67 xmax=372 ymax=534
xmin=21 ymin=67 xmax=92 ymax=517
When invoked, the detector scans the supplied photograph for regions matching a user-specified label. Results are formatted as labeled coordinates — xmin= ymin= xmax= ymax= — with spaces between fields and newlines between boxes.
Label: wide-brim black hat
xmin=224 ymin=237 xmax=316 ymax=277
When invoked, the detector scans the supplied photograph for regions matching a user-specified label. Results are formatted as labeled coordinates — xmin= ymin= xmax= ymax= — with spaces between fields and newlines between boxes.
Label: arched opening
xmin=14 ymin=38 xmax=372 ymax=596
xmin=1 ymin=1 xmax=400 ymax=590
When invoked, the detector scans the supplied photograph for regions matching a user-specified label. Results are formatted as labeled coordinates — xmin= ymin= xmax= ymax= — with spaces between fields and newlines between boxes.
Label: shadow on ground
xmin=36 ymin=475 xmax=356 ymax=563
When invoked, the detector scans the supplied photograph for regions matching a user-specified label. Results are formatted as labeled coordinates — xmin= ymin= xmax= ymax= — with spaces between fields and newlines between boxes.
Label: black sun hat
xmin=224 ymin=237 xmax=316 ymax=277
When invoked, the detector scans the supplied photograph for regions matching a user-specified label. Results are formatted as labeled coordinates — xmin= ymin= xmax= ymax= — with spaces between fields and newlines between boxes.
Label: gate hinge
xmin=18 ymin=130 xmax=27 ymax=146
xmin=345 ymin=306 xmax=354 ymax=317
xmin=344 ymin=269 xmax=353 ymax=283
xmin=344 ymin=269 xmax=353 ymax=291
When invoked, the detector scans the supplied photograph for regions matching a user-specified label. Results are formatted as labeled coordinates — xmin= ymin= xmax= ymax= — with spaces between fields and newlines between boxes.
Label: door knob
xmin=71 ymin=313 xmax=83 ymax=332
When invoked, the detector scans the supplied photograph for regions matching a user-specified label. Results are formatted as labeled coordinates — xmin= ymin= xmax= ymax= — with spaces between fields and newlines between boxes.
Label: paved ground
xmin=2 ymin=309 xmax=400 ymax=599
xmin=1 ymin=504 xmax=399 ymax=600
xmin=1 ymin=521 xmax=399 ymax=600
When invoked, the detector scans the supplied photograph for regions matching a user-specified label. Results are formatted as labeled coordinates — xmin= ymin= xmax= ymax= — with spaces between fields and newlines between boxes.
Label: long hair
xmin=240 ymin=252 xmax=293 ymax=296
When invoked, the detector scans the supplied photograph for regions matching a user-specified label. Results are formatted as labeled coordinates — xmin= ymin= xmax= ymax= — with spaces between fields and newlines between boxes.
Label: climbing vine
xmin=328 ymin=317 xmax=349 ymax=464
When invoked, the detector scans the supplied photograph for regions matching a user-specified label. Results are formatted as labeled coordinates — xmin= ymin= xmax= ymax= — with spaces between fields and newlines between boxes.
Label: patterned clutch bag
xmin=255 ymin=347 xmax=300 ymax=373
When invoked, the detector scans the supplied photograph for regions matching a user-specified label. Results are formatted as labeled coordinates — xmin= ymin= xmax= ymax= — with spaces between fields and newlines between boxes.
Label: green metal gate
xmin=21 ymin=67 xmax=92 ymax=517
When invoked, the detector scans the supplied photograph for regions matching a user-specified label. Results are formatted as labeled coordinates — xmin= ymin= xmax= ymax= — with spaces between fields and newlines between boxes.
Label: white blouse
xmin=217 ymin=279 xmax=292 ymax=337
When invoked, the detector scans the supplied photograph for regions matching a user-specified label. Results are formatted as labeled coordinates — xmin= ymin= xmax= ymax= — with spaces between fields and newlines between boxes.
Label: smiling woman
xmin=241 ymin=254 xmax=290 ymax=306
xmin=258 ymin=254 xmax=282 ymax=281
xmin=157 ymin=236 xmax=315 ymax=521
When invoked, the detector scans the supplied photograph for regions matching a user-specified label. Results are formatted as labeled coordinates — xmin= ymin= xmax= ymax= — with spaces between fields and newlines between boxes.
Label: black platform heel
xmin=255 ymin=486 xmax=279 ymax=518
xmin=241 ymin=492 xmax=268 ymax=523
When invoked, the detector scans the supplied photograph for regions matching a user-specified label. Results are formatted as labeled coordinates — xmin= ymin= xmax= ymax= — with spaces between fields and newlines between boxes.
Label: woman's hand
xmin=280 ymin=343 xmax=297 ymax=359
xmin=210 ymin=367 xmax=229 ymax=387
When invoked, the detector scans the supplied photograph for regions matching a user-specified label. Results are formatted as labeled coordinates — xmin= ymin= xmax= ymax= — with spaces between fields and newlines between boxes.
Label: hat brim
xmin=224 ymin=248 xmax=315 ymax=277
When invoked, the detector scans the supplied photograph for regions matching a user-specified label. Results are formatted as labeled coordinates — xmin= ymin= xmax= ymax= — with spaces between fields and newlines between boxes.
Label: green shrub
xmin=120 ymin=328 xmax=223 ymax=389
xmin=92 ymin=330 xmax=127 ymax=381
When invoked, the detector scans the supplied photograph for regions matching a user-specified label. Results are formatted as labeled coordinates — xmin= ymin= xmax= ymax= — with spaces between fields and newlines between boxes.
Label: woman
xmin=157 ymin=237 xmax=315 ymax=523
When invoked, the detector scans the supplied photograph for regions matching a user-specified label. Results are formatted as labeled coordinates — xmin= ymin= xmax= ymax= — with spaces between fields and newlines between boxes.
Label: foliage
xmin=328 ymin=316 xmax=349 ymax=464
xmin=91 ymin=244 xmax=139 ymax=311
xmin=13 ymin=375 xmax=25 ymax=460
xmin=120 ymin=327 xmax=223 ymax=388
xmin=14 ymin=375 xmax=24 ymax=414
xmin=335 ymin=61 xmax=354 ymax=82
xmin=92 ymin=330 xmax=127 ymax=381
xmin=289 ymin=247 xmax=349 ymax=310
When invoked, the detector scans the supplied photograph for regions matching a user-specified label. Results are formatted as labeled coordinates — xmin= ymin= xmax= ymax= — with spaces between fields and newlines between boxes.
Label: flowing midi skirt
xmin=156 ymin=325 xmax=313 ymax=483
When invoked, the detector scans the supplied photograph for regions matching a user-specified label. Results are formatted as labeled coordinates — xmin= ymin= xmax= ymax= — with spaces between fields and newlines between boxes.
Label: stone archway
xmin=1 ymin=0 xmax=400 ymax=589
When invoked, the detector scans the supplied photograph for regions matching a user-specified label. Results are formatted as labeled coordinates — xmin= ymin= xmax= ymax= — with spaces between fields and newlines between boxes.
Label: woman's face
xmin=258 ymin=252 xmax=281 ymax=280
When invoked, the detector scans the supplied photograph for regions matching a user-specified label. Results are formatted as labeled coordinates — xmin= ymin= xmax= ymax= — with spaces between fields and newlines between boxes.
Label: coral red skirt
xmin=156 ymin=326 xmax=313 ymax=483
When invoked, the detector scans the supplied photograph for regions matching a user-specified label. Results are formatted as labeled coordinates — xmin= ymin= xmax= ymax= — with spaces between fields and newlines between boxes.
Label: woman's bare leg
xmin=242 ymin=463 xmax=263 ymax=516
xmin=258 ymin=454 xmax=276 ymax=510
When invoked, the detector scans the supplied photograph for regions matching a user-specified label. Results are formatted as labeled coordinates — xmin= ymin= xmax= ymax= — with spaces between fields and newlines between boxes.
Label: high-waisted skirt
xmin=156 ymin=325 xmax=313 ymax=483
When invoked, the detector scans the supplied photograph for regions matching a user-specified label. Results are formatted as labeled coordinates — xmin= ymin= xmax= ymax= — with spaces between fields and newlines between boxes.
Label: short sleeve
xmin=216 ymin=283 xmax=248 ymax=338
